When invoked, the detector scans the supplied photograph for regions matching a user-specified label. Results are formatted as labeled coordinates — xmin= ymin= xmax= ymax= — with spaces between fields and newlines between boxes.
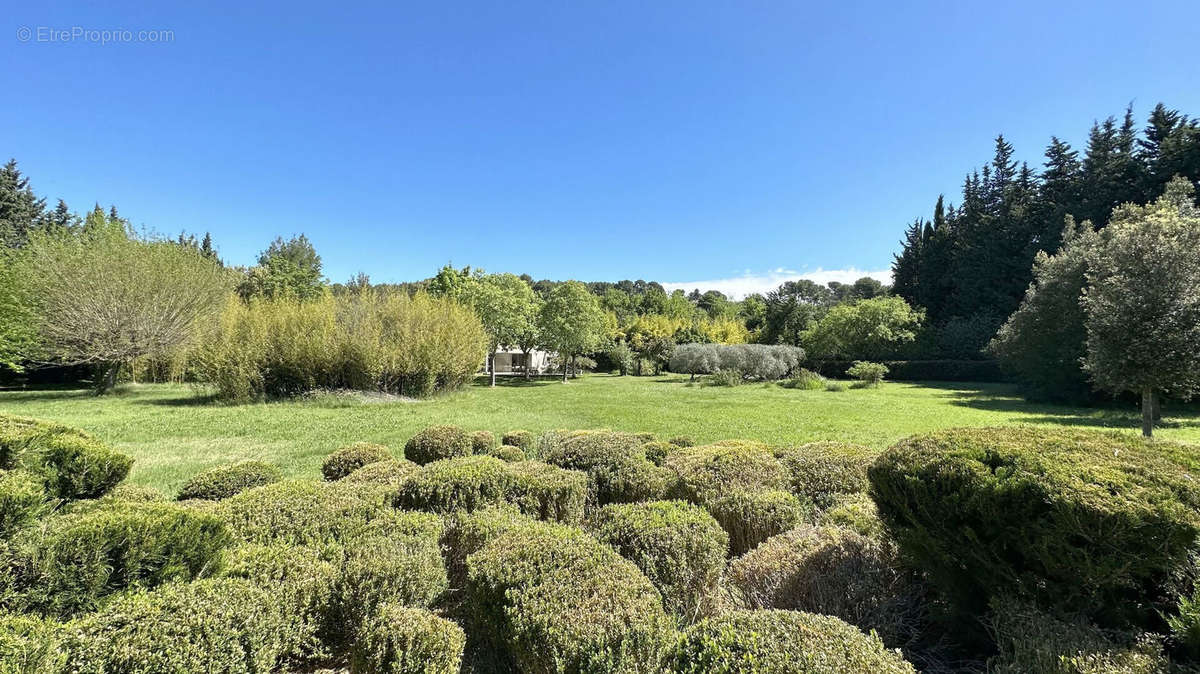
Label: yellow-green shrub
xmin=394 ymin=456 xmax=586 ymax=523
xmin=705 ymin=489 xmax=811 ymax=556
xmin=665 ymin=441 xmax=788 ymax=503
xmin=221 ymin=480 xmax=392 ymax=546
xmin=177 ymin=461 xmax=282 ymax=501
xmin=351 ymin=604 xmax=465 ymax=674
xmin=0 ymin=471 xmax=45 ymax=539
xmin=774 ymin=441 xmax=875 ymax=508
xmin=404 ymin=426 xmax=472 ymax=465
xmin=0 ymin=415 xmax=131 ymax=501
xmin=322 ymin=442 xmax=392 ymax=480
xmin=342 ymin=459 xmax=420 ymax=487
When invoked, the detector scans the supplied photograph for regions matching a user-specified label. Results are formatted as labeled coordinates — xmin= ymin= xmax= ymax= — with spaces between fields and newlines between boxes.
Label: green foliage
xmin=64 ymin=578 xmax=288 ymax=673
xmin=461 ymin=273 xmax=538 ymax=380
xmin=394 ymin=455 xmax=586 ymax=523
xmin=22 ymin=501 xmax=230 ymax=616
xmin=803 ymin=296 xmax=925 ymax=361
xmin=466 ymin=520 xmax=675 ymax=673
xmin=0 ymin=472 xmax=44 ymax=539
xmin=708 ymin=369 xmax=743 ymax=387
xmin=404 ymin=425 xmax=472 ymax=465
xmin=643 ymin=440 xmax=676 ymax=466
xmin=469 ymin=430 xmax=495 ymax=454
xmin=705 ymin=489 xmax=811 ymax=556
xmin=322 ymin=442 xmax=391 ymax=480
xmin=668 ymin=609 xmax=916 ymax=673
xmin=541 ymin=430 xmax=672 ymax=504
xmin=1169 ymin=583 xmax=1200 ymax=661
xmin=780 ymin=369 xmax=827 ymax=390
xmin=501 ymin=430 xmax=535 ymax=452
xmin=670 ymin=344 xmax=805 ymax=381
xmin=342 ymin=458 xmax=420 ymax=486
xmin=351 ymin=604 xmax=465 ymax=674
xmin=443 ymin=506 xmax=535 ymax=583
xmin=590 ymin=500 xmax=727 ymax=619
xmin=664 ymin=441 xmax=788 ymax=503
xmin=195 ymin=291 xmax=488 ymax=401
xmin=223 ymin=543 xmax=340 ymax=664
xmin=824 ymin=380 xmax=848 ymax=392
xmin=238 ymin=233 xmax=324 ymax=301
xmin=869 ymin=427 xmax=1200 ymax=626
xmin=774 ymin=442 xmax=875 ymax=509
xmin=221 ymin=479 xmax=392 ymax=546
xmin=988 ymin=596 xmax=1166 ymax=674
xmin=1 ymin=415 xmax=131 ymax=501
xmin=0 ymin=612 xmax=65 ymax=674
xmin=727 ymin=525 xmax=920 ymax=647
xmin=177 ymin=460 xmax=282 ymax=501
xmin=537 ymin=280 xmax=607 ymax=372
xmin=846 ymin=360 xmax=889 ymax=386
xmin=487 ymin=445 xmax=525 ymax=462
xmin=818 ymin=492 xmax=884 ymax=538
xmin=336 ymin=535 xmax=448 ymax=630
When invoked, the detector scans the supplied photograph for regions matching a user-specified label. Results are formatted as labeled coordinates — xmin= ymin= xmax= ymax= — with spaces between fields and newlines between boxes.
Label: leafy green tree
xmin=538 ymin=280 xmax=606 ymax=383
xmin=238 ymin=234 xmax=324 ymax=300
xmin=989 ymin=217 xmax=1098 ymax=403
xmin=11 ymin=214 xmax=231 ymax=393
xmin=1082 ymin=178 xmax=1200 ymax=437
xmin=465 ymin=273 xmax=537 ymax=386
xmin=0 ymin=250 xmax=37 ymax=370
xmin=514 ymin=295 xmax=544 ymax=381
xmin=761 ymin=280 xmax=831 ymax=345
xmin=803 ymin=296 xmax=924 ymax=361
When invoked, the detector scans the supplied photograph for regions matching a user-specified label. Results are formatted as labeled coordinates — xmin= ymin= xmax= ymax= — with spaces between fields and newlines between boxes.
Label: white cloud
xmin=661 ymin=267 xmax=893 ymax=300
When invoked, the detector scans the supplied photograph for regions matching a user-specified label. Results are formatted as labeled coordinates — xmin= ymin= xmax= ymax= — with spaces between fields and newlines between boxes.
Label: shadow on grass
xmin=0 ymin=387 xmax=97 ymax=403
xmin=473 ymin=376 xmax=559 ymax=389
xmin=137 ymin=392 xmax=224 ymax=407
xmin=945 ymin=387 xmax=1200 ymax=430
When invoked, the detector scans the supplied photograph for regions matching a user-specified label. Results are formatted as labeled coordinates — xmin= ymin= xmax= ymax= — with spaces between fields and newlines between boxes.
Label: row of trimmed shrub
xmin=808 ymin=358 xmax=1006 ymax=382
xmin=669 ymin=343 xmax=807 ymax=381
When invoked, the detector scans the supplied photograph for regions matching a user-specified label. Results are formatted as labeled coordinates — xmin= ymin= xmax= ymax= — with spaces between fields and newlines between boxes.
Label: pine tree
xmin=0 ymin=159 xmax=47 ymax=248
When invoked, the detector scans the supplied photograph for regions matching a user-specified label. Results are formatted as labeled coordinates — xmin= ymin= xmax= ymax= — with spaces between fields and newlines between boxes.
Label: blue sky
xmin=4 ymin=1 xmax=1199 ymax=297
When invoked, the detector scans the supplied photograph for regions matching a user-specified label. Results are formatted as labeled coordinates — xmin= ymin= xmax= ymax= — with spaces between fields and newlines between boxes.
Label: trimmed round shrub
xmin=25 ymin=433 xmax=131 ymax=501
xmin=466 ymin=521 xmax=675 ymax=672
xmin=665 ymin=442 xmax=789 ymax=503
xmin=337 ymin=535 xmax=448 ymax=624
xmin=394 ymin=456 xmax=586 ymax=523
xmin=404 ymin=425 xmax=471 ymax=465
xmin=501 ymin=430 xmax=535 ymax=453
xmin=818 ymin=492 xmax=884 ymax=538
xmin=26 ymin=501 xmax=230 ymax=616
xmin=668 ymin=436 xmax=696 ymax=448
xmin=668 ymin=609 xmax=916 ymax=673
xmin=488 ymin=445 xmax=526 ymax=462
xmin=224 ymin=543 xmax=340 ymax=663
xmin=352 ymin=604 xmax=465 ymax=674
xmin=443 ymin=506 xmax=535 ymax=582
xmin=869 ymin=427 xmax=1200 ymax=626
xmin=63 ymin=578 xmax=288 ymax=673
xmin=590 ymin=500 xmax=728 ymax=619
xmin=727 ymin=525 xmax=921 ymax=647
xmin=178 ymin=460 xmax=283 ymax=501
xmin=988 ymin=596 xmax=1166 ymax=674
xmin=322 ymin=442 xmax=392 ymax=481
xmin=222 ymin=479 xmax=391 ymax=546
xmin=643 ymin=441 xmax=675 ymax=466
xmin=0 ymin=612 xmax=65 ymax=674
xmin=343 ymin=458 xmax=419 ymax=486
xmin=0 ymin=470 xmax=45 ymax=538
xmin=470 ymin=431 xmax=496 ymax=454
xmin=705 ymin=489 xmax=811 ymax=556
xmin=774 ymin=442 xmax=875 ymax=509
xmin=360 ymin=509 xmax=445 ymax=542
xmin=103 ymin=483 xmax=167 ymax=503
xmin=542 ymin=431 xmax=672 ymax=504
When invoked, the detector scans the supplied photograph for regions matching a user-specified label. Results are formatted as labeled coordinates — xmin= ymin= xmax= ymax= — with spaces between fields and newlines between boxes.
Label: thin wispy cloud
xmin=661 ymin=267 xmax=893 ymax=300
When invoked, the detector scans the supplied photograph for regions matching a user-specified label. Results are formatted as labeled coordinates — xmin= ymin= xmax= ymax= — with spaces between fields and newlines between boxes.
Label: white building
xmin=485 ymin=348 xmax=553 ymax=375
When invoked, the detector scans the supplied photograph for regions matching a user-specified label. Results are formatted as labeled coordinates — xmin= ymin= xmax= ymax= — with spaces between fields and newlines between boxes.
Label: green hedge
xmin=665 ymin=442 xmax=789 ymax=503
xmin=443 ymin=506 xmax=535 ymax=583
xmin=0 ymin=612 xmax=65 ymax=674
xmin=466 ymin=521 xmax=675 ymax=672
xmin=177 ymin=461 xmax=283 ymax=501
xmin=0 ymin=471 xmax=45 ymax=539
xmin=351 ymin=604 xmax=465 ymax=674
xmin=668 ymin=609 xmax=916 ymax=673
xmin=322 ymin=442 xmax=392 ymax=481
xmin=501 ymin=430 xmax=535 ymax=453
xmin=64 ymin=578 xmax=288 ymax=673
xmin=810 ymin=359 xmax=1006 ymax=382
xmin=817 ymin=492 xmax=884 ymax=538
xmin=869 ymin=427 xmax=1200 ymax=626
xmin=774 ymin=442 xmax=876 ymax=509
xmin=590 ymin=500 xmax=727 ymax=619
xmin=541 ymin=431 xmax=672 ymax=505
xmin=343 ymin=459 xmax=420 ymax=486
xmin=705 ymin=489 xmax=811 ymax=556
xmin=221 ymin=480 xmax=392 ymax=546
xmin=394 ymin=456 xmax=586 ymax=523
xmin=726 ymin=524 xmax=920 ymax=647
xmin=336 ymin=535 xmax=448 ymax=632
xmin=24 ymin=502 xmax=230 ymax=617
xmin=470 ymin=431 xmax=496 ymax=454
xmin=0 ymin=415 xmax=132 ymax=501
xmin=404 ymin=426 xmax=472 ymax=465
xmin=487 ymin=445 xmax=526 ymax=462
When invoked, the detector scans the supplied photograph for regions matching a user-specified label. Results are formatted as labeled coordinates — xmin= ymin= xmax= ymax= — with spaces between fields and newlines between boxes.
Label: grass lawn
xmin=2 ymin=374 xmax=1198 ymax=494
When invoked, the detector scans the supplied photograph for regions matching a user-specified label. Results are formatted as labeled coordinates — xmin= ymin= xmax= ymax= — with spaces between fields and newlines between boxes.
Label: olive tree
xmin=1082 ymin=178 xmax=1200 ymax=437
xmin=13 ymin=219 xmax=231 ymax=392
xmin=537 ymin=280 xmax=606 ymax=383
xmin=464 ymin=272 xmax=537 ymax=386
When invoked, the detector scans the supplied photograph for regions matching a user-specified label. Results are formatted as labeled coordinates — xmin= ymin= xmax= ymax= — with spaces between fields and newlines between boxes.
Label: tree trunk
xmin=96 ymin=362 xmax=121 ymax=395
xmin=489 ymin=349 xmax=496 ymax=387
xmin=562 ymin=355 xmax=569 ymax=383
xmin=1142 ymin=388 xmax=1155 ymax=438
xmin=523 ymin=348 xmax=532 ymax=380
xmin=1153 ymin=393 xmax=1162 ymax=421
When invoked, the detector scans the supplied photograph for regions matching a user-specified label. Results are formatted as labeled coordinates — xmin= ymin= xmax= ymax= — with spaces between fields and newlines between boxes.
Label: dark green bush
xmin=0 ymin=612 xmax=65 ymax=674
xmin=665 ymin=441 xmax=788 ymax=503
xmin=222 ymin=479 xmax=392 ymax=546
xmin=466 ymin=521 xmax=675 ymax=672
xmin=705 ymin=489 xmax=811 ymax=556
xmin=869 ymin=427 xmax=1200 ymax=626
xmin=810 ymin=359 xmax=1006 ymax=383
xmin=774 ymin=442 xmax=875 ymax=509
xmin=470 ymin=431 xmax=495 ymax=454
xmin=501 ymin=430 xmax=535 ymax=453
xmin=26 ymin=501 xmax=230 ymax=616
xmin=351 ymin=604 xmax=465 ymax=674
xmin=668 ymin=609 xmax=916 ymax=673
xmin=0 ymin=471 xmax=45 ymax=539
xmin=727 ymin=524 xmax=921 ymax=647
xmin=343 ymin=458 xmax=419 ymax=486
xmin=668 ymin=436 xmax=696 ymax=448
xmin=590 ymin=500 xmax=727 ymax=619
xmin=322 ymin=442 xmax=392 ymax=480
xmin=1 ymin=415 xmax=132 ymax=501
xmin=64 ymin=578 xmax=288 ymax=673
xmin=336 ymin=534 xmax=448 ymax=631
xmin=643 ymin=441 xmax=675 ymax=466
xmin=988 ymin=596 xmax=1166 ymax=673
xmin=487 ymin=445 xmax=525 ymax=462
xmin=177 ymin=460 xmax=283 ymax=501
xmin=224 ymin=543 xmax=340 ymax=664
xmin=443 ymin=506 xmax=534 ymax=583
xmin=404 ymin=425 xmax=472 ymax=465
xmin=394 ymin=456 xmax=585 ymax=523
xmin=542 ymin=431 xmax=674 ymax=504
